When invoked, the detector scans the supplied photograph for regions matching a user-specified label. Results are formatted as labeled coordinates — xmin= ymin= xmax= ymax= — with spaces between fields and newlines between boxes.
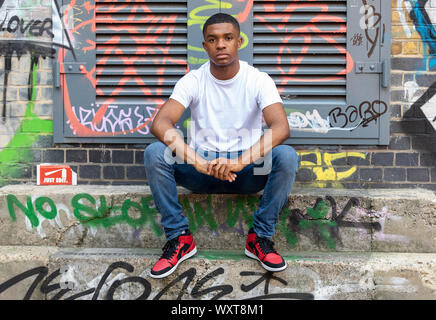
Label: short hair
xmin=202 ymin=13 xmax=240 ymax=37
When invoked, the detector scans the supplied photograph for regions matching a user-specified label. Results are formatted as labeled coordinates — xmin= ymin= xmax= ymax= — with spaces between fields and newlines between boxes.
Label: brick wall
xmin=0 ymin=1 xmax=435 ymax=190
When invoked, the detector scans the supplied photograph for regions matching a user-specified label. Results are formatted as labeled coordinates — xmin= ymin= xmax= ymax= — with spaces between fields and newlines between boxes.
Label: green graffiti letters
xmin=296 ymin=201 xmax=338 ymax=250
xmin=71 ymin=194 xmax=163 ymax=235
xmin=182 ymin=195 xmax=218 ymax=232
xmin=6 ymin=193 xmax=374 ymax=250
xmin=277 ymin=208 xmax=298 ymax=246
xmin=34 ymin=197 xmax=57 ymax=220
xmin=7 ymin=194 xmax=39 ymax=227
xmin=72 ymin=193 xmax=112 ymax=224
xmin=226 ymin=195 xmax=256 ymax=229
xmin=7 ymin=193 xmax=163 ymax=236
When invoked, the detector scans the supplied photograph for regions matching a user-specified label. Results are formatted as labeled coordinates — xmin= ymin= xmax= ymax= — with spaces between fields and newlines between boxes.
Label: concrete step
xmin=0 ymin=185 xmax=435 ymax=252
xmin=0 ymin=246 xmax=435 ymax=300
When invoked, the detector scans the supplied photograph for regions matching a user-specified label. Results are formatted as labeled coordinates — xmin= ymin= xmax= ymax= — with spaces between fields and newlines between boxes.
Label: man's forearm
xmin=152 ymin=123 xmax=205 ymax=166
xmin=165 ymin=128 xmax=201 ymax=165
xmin=239 ymin=126 xmax=289 ymax=165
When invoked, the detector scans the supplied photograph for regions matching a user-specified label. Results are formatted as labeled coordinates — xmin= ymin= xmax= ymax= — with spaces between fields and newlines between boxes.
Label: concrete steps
xmin=0 ymin=246 xmax=435 ymax=300
xmin=0 ymin=185 xmax=435 ymax=299
xmin=0 ymin=185 xmax=434 ymax=252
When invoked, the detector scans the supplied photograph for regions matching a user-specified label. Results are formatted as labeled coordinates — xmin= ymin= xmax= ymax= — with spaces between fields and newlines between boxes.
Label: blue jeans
xmin=144 ymin=141 xmax=300 ymax=241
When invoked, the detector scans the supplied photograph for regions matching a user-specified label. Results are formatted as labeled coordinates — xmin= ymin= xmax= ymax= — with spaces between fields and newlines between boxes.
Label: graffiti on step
xmin=0 ymin=261 xmax=315 ymax=300
xmin=279 ymin=196 xmax=382 ymax=249
xmin=4 ymin=192 xmax=402 ymax=249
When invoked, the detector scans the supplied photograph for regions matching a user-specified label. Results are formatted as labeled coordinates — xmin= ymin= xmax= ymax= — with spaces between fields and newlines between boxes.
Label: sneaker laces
xmin=256 ymin=237 xmax=277 ymax=255
xmin=160 ymin=238 xmax=179 ymax=260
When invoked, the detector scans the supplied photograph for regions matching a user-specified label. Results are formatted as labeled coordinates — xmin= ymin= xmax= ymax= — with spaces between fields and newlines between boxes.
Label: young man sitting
xmin=144 ymin=13 xmax=300 ymax=279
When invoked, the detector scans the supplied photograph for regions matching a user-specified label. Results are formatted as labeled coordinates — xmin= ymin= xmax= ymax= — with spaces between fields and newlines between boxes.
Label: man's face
xmin=202 ymin=22 xmax=242 ymax=67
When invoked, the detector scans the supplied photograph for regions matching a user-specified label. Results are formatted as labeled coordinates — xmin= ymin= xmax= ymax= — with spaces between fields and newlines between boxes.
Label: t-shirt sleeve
xmin=169 ymin=73 xmax=196 ymax=109
xmin=257 ymin=72 xmax=283 ymax=110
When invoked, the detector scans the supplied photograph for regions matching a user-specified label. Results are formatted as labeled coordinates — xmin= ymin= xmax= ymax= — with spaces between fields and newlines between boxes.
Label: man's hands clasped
xmin=193 ymin=157 xmax=246 ymax=183
xmin=207 ymin=157 xmax=246 ymax=182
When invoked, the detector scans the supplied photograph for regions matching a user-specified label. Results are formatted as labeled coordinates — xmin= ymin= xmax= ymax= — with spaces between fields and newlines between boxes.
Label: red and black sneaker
xmin=245 ymin=228 xmax=287 ymax=272
xmin=150 ymin=230 xmax=197 ymax=279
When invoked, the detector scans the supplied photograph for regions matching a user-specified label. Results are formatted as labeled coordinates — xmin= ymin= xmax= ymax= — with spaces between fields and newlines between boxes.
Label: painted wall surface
xmin=0 ymin=0 xmax=434 ymax=190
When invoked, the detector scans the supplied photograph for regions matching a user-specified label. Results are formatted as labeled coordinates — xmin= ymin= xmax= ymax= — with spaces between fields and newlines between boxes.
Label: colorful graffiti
xmin=252 ymin=1 xmax=353 ymax=89
xmin=0 ymin=57 xmax=53 ymax=184
xmin=408 ymin=0 xmax=436 ymax=67
xmin=278 ymin=196 xmax=382 ymax=250
xmin=58 ymin=0 xmax=177 ymax=138
xmin=60 ymin=0 xmax=256 ymax=138
xmin=56 ymin=0 xmax=395 ymax=142
xmin=408 ymin=0 xmax=436 ymax=132
xmin=397 ymin=0 xmax=436 ymax=133
xmin=0 ymin=0 xmax=64 ymax=184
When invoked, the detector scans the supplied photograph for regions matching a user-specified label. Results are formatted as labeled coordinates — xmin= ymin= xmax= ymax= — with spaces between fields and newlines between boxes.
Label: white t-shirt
xmin=169 ymin=60 xmax=283 ymax=152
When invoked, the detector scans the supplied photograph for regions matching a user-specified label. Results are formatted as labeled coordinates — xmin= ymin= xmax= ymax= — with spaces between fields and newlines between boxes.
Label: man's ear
xmin=238 ymin=35 xmax=242 ymax=48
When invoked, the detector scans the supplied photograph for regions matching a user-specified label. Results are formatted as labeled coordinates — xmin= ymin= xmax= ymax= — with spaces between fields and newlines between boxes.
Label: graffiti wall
xmin=0 ymin=0 xmax=54 ymax=185
xmin=394 ymin=0 xmax=436 ymax=136
xmin=0 ymin=0 xmax=433 ymax=190
xmin=389 ymin=0 xmax=436 ymax=190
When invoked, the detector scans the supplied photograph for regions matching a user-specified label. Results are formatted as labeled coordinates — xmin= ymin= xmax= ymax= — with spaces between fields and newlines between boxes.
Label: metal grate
xmin=253 ymin=0 xmax=348 ymax=109
xmin=95 ymin=0 xmax=188 ymax=106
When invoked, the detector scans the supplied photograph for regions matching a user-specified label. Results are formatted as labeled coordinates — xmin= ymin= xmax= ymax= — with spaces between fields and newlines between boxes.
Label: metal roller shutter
xmin=253 ymin=0 xmax=348 ymax=108
xmin=55 ymin=0 xmax=188 ymax=142
xmin=95 ymin=0 xmax=188 ymax=107
xmin=55 ymin=0 xmax=391 ymax=145
xmin=252 ymin=0 xmax=391 ymax=144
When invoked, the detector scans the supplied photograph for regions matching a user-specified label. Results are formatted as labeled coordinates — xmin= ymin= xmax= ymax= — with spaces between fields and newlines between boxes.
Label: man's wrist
xmin=194 ymin=155 xmax=208 ymax=168
xmin=239 ymin=152 xmax=254 ymax=166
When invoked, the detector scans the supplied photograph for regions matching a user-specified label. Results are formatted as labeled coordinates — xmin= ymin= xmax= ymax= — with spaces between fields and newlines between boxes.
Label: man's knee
xmin=144 ymin=141 xmax=167 ymax=167
xmin=272 ymin=145 xmax=300 ymax=173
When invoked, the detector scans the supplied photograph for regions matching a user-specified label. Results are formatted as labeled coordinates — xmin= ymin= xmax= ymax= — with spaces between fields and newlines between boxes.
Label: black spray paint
xmin=0 ymin=262 xmax=315 ymax=300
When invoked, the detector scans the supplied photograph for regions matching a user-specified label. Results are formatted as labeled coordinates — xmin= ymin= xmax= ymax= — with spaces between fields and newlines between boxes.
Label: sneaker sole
xmin=245 ymin=248 xmax=287 ymax=272
xmin=149 ymin=246 xmax=198 ymax=279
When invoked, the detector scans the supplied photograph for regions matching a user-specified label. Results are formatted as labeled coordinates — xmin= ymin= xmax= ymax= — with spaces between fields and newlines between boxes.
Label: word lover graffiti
xmin=0 ymin=15 xmax=53 ymax=38
xmin=0 ymin=0 xmax=53 ymax=39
